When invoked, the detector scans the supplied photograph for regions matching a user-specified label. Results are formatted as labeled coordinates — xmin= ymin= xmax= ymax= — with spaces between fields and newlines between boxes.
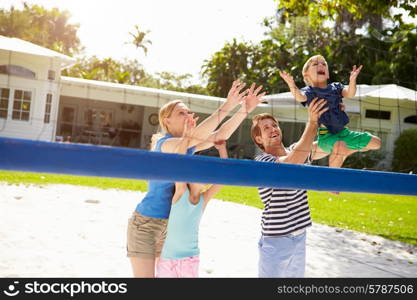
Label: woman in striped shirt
xmin=250 ymin=98 xmax=328 ymax=277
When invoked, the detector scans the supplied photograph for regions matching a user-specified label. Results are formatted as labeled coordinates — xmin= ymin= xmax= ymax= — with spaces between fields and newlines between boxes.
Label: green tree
xmin=64 ymin=56 xmax=208 ymax=95
xmin=202 ymin=39 xmax=255 ymax=97
xmin=392 ymin=129 xmax=417 ymax=173
xmin=0 ymin=2 xmax=82 ymax=55
xmin=128 ymin=25 xmax=152 ymax=56
xmin=63 ymin=56 xmax=146 ymax=84
xmin=203 ymin=1 xmax=416 ymax=95
xmin=276 ymin=0 xmax=417 ymax=31
xmin=274 ymin=0 xmax=417 ymax=88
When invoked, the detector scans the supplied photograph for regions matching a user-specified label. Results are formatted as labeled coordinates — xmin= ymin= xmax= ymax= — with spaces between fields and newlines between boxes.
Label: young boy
xmin=251 ymin=98 xmax=328 ymax=277
xmin=279 ymin=55 xmax=381 ymax=169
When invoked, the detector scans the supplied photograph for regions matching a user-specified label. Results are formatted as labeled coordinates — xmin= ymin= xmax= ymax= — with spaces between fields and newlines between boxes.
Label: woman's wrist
xmin=224 ymin=96 xmax=240 ymax=107
xmin=307 ymin=119 xmax=319 ymax=128
xmin=238 ymin=105 xmax=249 ymax=116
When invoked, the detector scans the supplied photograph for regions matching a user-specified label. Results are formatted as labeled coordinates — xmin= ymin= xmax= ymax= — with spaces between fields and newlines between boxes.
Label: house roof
xmin=62 ymin=77 xmax=416 ymax=116
xmin=61 ymin=76 xmax=225 ymax=103
xmin=267 ymin=84 xmax=417 ymax=102
xmin=0 ymin=35 xmax=75 ymax=68
xmin=360 ymin=84 xmax=417 ymax=101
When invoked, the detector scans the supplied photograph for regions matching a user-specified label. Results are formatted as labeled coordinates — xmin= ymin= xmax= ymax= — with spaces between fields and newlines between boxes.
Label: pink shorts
xmin=156 ymin=255 xmax=200 ymax=278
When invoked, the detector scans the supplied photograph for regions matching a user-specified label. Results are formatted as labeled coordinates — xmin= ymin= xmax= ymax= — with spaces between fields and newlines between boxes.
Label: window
xmin=44 ymin=94 xmax=52 ymax=123
xmin=365 ymin=109 xmax=391 ymax=120
xmin=48 ymin=70 xmax=55 ymax=80
xmin=0 ymin=65 xmax=36 ymax=79
xmin=0 ymin=88 xmax=10 ymax=119
xmin=84 ymin=109 xmax=113 ymax=130
xmin=404 ymin=115 xmax=417 ymax=124
xmin=12 ymin=89 xmax=31 ymax=121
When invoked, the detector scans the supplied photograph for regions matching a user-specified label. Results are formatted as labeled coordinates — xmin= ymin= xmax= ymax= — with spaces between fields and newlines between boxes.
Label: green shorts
xmin=317 ymin=127 xmax=373 ymax=153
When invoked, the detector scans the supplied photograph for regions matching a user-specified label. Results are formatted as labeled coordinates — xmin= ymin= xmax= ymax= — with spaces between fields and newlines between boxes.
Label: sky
xmin=1 ymin=0 xmax=277 ymax=83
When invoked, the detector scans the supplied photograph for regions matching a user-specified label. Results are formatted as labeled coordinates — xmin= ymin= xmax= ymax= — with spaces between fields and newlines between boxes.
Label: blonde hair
xmin=150 ymin=99 xmax=183 ymax=150
xmin=302 ymin=54 xmax=327 ymax=86
xmin=251 ymin=113 xmax=278 ymax=151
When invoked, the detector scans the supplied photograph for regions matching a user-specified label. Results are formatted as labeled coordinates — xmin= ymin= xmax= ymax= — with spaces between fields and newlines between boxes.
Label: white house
xmin=0 ymin=35 xmax=75 ymax=142
xmin=1 ymin=35 xmax=416 ymax=165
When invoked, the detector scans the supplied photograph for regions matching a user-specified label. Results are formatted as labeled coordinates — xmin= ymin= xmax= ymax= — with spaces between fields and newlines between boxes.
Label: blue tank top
xmin=300 ymin=82 xmax=349 ymax=134
xmin=160 ymin=189 xmax=205 ymax=260
xmin=135 ymin=134 xmax=195 ymax=219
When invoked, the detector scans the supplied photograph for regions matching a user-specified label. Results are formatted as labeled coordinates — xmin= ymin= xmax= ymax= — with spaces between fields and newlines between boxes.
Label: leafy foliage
xmin=392 ymin=129 xmax=417 ymax=173
xmin=0 ymin=3 xmax=82 ymax=55
xmin=202 ymin=1 xmax=417 ymax=96
xmin=343 ymin=150 xmax=386 ymax=170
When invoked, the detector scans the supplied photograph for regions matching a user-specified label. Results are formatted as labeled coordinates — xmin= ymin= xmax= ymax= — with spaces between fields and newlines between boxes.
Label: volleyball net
xmin=1 ymin=136 xmax=416 ymax=196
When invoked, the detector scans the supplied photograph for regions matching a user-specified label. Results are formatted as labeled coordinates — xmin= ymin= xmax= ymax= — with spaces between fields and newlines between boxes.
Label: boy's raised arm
xmin=279 ymin=70 xmax=307 ymax=103
xmin=342 ymin=65 xmax=363 ymax=98
xmin=278 ymin=98 xmax=328 ymax=164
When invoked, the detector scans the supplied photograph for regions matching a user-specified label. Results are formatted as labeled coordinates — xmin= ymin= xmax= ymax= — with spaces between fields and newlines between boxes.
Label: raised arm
xmin=278 ymin=98 xmax=328 ymax=164
xmin=203 ymin=140 xmax=228 ymax=205
xmin=279 ymin=70 xmax=307 ymax=103
xmin=342 ymin=65 xmax=362 ymax=98
xmin=162 ymin=80 xmax=247 ymax=153
xmin=195 ymin=83 xmax=266 ymax=152
xmin=188 ymin=80 xmax=247 ymax=143
xmin=175 ymin=114 xmax=196 ymax=154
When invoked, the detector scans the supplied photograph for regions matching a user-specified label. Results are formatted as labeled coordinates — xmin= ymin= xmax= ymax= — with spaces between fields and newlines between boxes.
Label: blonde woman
xmin=126 ymin=80 xmax=265 ymax=277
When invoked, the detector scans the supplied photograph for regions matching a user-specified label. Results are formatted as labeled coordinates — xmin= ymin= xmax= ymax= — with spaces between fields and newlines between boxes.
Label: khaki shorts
xmin=126 ymin=211 xmax=168 ymax=258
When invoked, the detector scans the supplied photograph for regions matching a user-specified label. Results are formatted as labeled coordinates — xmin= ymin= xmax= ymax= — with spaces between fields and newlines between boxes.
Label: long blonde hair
xmin=302 ymin=54 xmax=327 ymax=86
xmin=150 ymin=99 xmax=183 ymax=150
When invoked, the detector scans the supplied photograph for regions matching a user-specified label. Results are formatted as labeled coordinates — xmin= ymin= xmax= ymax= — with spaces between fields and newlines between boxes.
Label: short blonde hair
xmin=150 ymin=99 xmax=182 ymax=150
xmin=302 ymin=54 xmax=327 ymax=86
xmin=251 ymin=113 xmax=278 ymax=151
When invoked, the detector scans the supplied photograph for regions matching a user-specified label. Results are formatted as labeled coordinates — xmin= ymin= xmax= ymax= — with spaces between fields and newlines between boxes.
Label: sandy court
xmin=0 ymin=183 xmax=416 ymax=278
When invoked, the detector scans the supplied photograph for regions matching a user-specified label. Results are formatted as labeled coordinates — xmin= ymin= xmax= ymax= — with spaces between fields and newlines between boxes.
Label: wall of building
xmin=0 ymin=51 xmax=61 ymax=142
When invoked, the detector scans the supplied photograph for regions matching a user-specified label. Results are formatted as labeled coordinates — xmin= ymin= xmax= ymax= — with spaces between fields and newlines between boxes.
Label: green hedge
xmin=392 ymin=129 xmax=417 ymax=174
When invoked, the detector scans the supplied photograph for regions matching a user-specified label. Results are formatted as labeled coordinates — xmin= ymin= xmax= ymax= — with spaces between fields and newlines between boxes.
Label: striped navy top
xmin=254 ymin=149 xmax=312 ymax=237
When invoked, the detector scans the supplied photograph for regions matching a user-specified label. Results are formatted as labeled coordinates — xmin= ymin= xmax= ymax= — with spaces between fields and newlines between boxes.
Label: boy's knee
xmin=366 ymin=136 xmax=381 ymax=150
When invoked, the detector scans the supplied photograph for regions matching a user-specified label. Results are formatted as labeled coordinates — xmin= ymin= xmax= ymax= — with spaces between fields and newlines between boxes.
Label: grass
xmin=0 ymin=170 xmax=148 ymax=191
xmin=1 ymin=170 xmax=416 ymax=246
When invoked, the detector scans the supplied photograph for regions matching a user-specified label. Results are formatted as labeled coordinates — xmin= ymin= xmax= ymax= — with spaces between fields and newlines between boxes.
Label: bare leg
xmin=360 ymin=136 xmax=381 ymax=152
xmin=329 ymin=141 xmax=357 ymax=168
xmin=129 ymin=257 xmax=156 ymax=278
xmin=311 ymin=141 xmax=330 ymax=160
xmin=328 ymin=142 xmax=357 ymax=195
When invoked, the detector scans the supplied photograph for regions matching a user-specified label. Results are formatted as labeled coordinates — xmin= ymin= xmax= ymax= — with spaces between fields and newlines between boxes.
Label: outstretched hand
xmin=308 ymin=98 xmax=328 ymax=123
xmin=279 ymin=70 xmax=296 ymax=88
xmin=349 ymin=65 xmax=363 ymax=82
xmin=182 ymin=113 xmax=198 ymax=140
xmin=226 ymin=79 xmax=248 ymax=107
xmin=242 ymin=83 xmax=267 ymax=114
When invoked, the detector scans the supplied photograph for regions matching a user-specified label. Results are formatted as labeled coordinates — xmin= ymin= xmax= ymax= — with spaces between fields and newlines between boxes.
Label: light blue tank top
xmin=160 ymin=189 xmax=205 ymax=260
xmin=135 ymin=134 xmax=195 ymax=219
